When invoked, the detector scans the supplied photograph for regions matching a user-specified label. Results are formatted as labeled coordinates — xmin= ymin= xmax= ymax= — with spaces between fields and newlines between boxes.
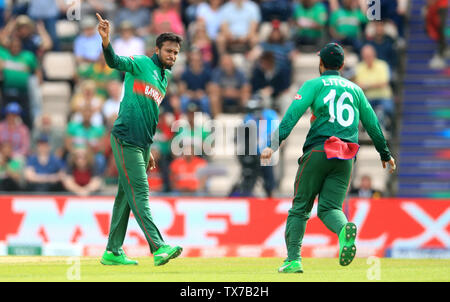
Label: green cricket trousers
xmin=106 ymin=134 xmax=165 ymax=255
xmin=286 ymin=143 xmax=354 ymax=261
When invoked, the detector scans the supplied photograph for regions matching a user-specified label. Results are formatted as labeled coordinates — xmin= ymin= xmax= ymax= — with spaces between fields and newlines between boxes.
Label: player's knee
xmin=288 ymin=208 xmax=311 ymax=220
xmin=317 ymin=208 xmax=328 ymax=221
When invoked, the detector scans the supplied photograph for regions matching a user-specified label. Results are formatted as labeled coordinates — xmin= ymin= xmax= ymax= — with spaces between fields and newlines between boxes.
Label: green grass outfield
xmin=0 ymin=257 xmax=449 ymax=282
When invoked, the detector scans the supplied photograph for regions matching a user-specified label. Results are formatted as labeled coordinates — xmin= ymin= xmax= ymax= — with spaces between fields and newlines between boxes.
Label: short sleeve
xmin=211 ymin=69 xmax=222 ymax=84
xmin=317 ymin=4 xmax=328 ymax=25
xmin=237 ymin=70 xmax=248 ymax=86
xmin=250 ymin=2 xmax=261 ymax=23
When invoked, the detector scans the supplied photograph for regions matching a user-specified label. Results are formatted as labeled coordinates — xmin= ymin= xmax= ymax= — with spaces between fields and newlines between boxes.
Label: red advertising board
xmin=0 ymin=196 xmax=448 ymax=257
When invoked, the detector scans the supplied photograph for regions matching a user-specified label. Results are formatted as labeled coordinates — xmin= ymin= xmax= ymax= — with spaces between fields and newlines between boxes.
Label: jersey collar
xmin=321 ymin=70 xmax=340 ymax=76
xmin=151 ymin=53 xmax=172 ymax=71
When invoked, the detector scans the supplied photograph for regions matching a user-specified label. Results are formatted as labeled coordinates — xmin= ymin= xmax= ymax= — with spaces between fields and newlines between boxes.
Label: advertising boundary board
xmin=0 ymin=196 xmax=448 ymax=258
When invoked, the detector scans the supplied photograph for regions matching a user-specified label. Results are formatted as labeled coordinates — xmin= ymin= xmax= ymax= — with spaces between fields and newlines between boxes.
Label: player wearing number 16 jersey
xmin=261 ymin=43 xmax=396 ymax=273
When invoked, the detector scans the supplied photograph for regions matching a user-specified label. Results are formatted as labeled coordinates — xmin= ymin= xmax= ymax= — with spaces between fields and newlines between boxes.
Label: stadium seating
xmin=40 ymin=81 xmax=71 ymax=125
xmin=0 ymin=1 xmax=405 ymax=198
xmin=42 ymin=52 xmax=76 ymax=80
xmin=397 ymin=0 xmax=450 ymax=197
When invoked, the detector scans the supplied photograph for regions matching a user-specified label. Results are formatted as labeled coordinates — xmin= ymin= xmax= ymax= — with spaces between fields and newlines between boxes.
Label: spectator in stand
xmin=101 ymin=82 xmax=123 ymax=184
xmin=250 ymin=51 xmax=291 ymax=112
xmin=70 ymin=80 xmax=105 ymax=127
xmin=62 ymin=146 xmax=103 ymax=196
xmin=24 ymin=134 xmax=64 ymax=192
xmin=0 ymin=141 xmax=24 ymax=191
xmin=181 ymin=0 xmax=203 ymax=27
xmin=0 ymin=0 xmax=5 ymax=28
xmin=170 ymin=143 xmax=208 ymax=194
xmin=74 ymin=15 xmax=103 ymax=64
xmin=364 ymin=21 xmax=397 ymax=71
xmin=114 ymin=0 xmax=152 ymax=37
xmin=146 ymin=148 xmax=165 ymax=193
xmin=0 ymin=15 xmax=53 ymax=58
xmin=292 ymin=0 xmax=328 ymax=48
xmin=31 ymin=114 xmax=65 ymax=159
xmin=26 ymin=0 xmax=65 ymax=50
xmin=259 ymin=0 xmax=292 ymax=22
xmin=76 ymin=54 xmax=122 ymax=99
xmin=176 ymin=101 xmax=211 ymax=154
xmin=179 ymin=49 xmax=212 ymax=115
xmin=195 ymin=0 xmax=224 ymax=41
xmin=112 ymin=21 xmax=146 ymax=57
xmin=329 ymin=0 xmax=367 ymax=52
xmin=209 ymin=53 xmax=251 ymax=116
xmin=65 ymin=104 xmax=107 ymax=175
xmin=150 ymin=0 xmax=185 ymax=37
xmin=354 ymin=44 xmax=394 ymax=132
xmin=152 ymin=106 xmax=179 ymax=192
xmin=216 ymin=0 xmax=261 ymax=55
xmin=378 ymin=0 xmax=408 ymax=38
xmin=102 ymin=80 xmax=123 ymax=130
xmin=0 ymin=36 xmax=39 ymax=129
xmin=350 ymin=175 xmax=382 ymax=198
xmin=248 ymin=20 xmax=295 ymax=72
xmin=0 ymin=102 xmax=30 ymax=158
xmin=230 ymin=98 xmax=278 ymax=197
xmin=80 ymin=0 xmax=117 ymax=20
xmin=426 ymin=0 xmax=449 ymax=69
xmin=190 ymin=22 xmax=215 ymax=65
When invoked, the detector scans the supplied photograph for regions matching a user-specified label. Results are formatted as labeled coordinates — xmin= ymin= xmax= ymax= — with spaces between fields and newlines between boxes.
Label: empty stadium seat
xmin=40 ymin=81 xmax=71 ymax=120
xmin=258 ymin=21 xmax=290 ymax=42
xmin=42 ymin=52 xmax=76 ymax=80
xmin=56 ymin=20 xmax=79 ymax=39
xmin=292 ymin=53 xmax=320 ymax=86
xmin=353 ymin=146 xmax=388 ymax=191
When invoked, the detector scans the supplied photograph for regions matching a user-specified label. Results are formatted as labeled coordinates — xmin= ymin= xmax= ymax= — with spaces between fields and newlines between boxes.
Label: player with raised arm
xmin=96 ymin=13 xmax=183 ymax=267
xmin=261 ymin=43 xmax=396 ymax=273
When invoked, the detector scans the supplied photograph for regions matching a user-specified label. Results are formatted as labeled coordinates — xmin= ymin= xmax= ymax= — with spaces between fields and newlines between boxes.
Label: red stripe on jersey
xmin=132 ymin=80 xmax=164 ymax=106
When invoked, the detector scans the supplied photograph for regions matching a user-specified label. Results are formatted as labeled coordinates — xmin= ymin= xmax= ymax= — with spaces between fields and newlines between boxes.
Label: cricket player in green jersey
xmin=261 ymin=43 xmax=396 ymax=273
xmin=96 ymin=13 xmax=183 ymax=266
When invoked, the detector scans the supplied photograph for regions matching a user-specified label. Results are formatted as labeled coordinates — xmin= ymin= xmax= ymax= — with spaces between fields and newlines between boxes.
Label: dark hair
xmin=156 ymin=32 xmax=183 ymax=49
xmin=260 ymin=51 xmax=275 ymax=64
xmin=322 ymin=59 xmax=342 ymax=70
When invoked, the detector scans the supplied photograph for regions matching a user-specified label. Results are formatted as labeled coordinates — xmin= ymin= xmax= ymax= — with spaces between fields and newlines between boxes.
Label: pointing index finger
xmin=96 ymin=13 xmax=104 ymax=22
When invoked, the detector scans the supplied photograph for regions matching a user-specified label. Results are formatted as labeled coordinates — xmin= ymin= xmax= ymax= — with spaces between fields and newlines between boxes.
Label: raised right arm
xmin=96 ymin=13 xmax=142 ymax=74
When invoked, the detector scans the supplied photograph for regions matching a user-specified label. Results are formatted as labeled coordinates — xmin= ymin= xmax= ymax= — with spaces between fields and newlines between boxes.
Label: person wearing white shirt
xmin=102 ymin=80 xmax=123 ymax=129
xmin=216 ymin=0 xmax=261 ymax=54
xmin=196 ymin=0 xmax=223 ymax=41
xmin=112 ymin=21 xmax=145 ymax=57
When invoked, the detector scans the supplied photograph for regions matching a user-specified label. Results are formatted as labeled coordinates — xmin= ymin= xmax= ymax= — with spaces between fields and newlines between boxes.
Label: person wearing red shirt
xmin=169 ymin=145 xmax=207 ymax=193
xmin=0 ymin=102 xmax=30 ymax=158
xmin=426 ymin=0 xmax=449 ymax=68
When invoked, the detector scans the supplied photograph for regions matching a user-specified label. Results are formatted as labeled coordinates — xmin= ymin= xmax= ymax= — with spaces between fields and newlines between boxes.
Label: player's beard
xmin=158 ymin=53 xmax=173 ymax=69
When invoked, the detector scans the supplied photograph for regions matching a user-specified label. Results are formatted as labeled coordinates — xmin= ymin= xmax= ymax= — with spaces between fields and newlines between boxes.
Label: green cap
xmin=318 ymin=43 xmax=345 ymax=69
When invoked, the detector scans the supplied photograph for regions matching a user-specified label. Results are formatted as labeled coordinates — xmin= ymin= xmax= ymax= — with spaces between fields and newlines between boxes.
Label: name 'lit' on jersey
xmin=270 ymin=70 xmax=391 ymax=162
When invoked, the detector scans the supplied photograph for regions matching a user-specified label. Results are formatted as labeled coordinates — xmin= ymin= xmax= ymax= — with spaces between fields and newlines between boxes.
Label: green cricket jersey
xmin=293 ymin=2 xmax=327 ymax=39
xmin=270 ymin=70 xmax=391 ymax=161
xmin=0 ymin=46 xmax=38 ymax=90
xmin=329 ymin=8 xmax=367 ymax=39
xmin=102 ymin=43 xmax=171 ymax=149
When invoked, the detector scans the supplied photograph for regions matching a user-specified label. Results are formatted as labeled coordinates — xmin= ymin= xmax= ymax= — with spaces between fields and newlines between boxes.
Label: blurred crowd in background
xmin=0 ymin=0 xmax=445 ymax=198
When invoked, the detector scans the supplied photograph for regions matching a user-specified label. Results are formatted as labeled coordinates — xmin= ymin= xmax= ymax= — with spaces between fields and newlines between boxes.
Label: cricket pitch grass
xmin=0 ymin=257 xmax=449 ymax=282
